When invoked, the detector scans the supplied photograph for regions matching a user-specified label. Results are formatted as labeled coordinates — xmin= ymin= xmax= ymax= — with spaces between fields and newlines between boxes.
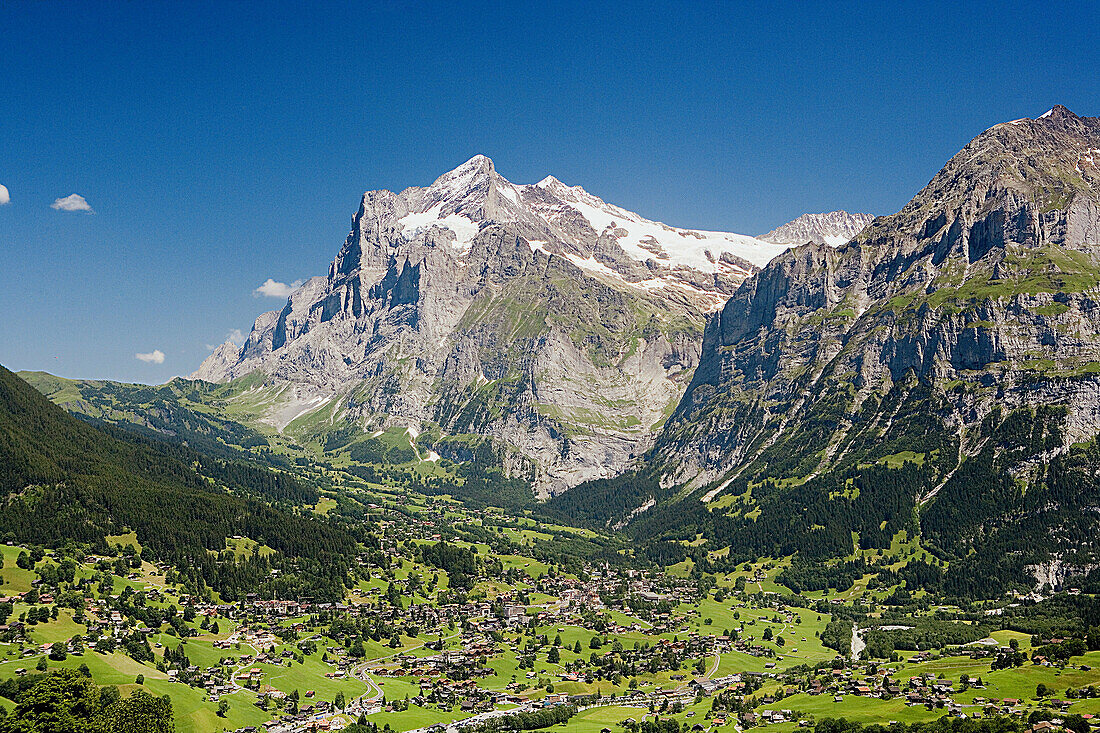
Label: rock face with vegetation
xmin=192 ymin=156 xmax=792 ymax=494
xmin=551 ymin=107 xmax=1100 ymax=595
xmin=662 ymin=105 xmax=1100 ymax=486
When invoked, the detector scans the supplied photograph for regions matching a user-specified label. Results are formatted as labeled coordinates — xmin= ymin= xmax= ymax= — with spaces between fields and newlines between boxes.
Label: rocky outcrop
xmin=193 ymin=156 xmax=795 ymax=495
xmin=1026 ymin=557 xmax=1099 ymax=592
xmin=539 ymin=108 xmax=1100 ymax=598
xmin=198 ymin=341 xmax=243 ymax=380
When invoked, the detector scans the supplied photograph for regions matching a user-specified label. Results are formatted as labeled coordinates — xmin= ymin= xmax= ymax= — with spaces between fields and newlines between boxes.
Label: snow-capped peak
xmin=524 ymin=175 xmax=785 ymax=270
xmin=388 ymin=157 xmax=791 ymax=270
xmin=395 ymin=156 xmax=508 ymax=252
xmin=378 ymin=154 xmax=831 ymax=277
xmin=431 ymin=154 xmax=495 ymax=188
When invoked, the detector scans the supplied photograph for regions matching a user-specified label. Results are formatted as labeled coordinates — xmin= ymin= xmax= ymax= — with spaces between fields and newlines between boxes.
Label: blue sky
xmin=1 ymin=0 xmax=1097 ymax=383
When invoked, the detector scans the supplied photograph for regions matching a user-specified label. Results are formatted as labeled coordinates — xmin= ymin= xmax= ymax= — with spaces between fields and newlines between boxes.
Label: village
xmin=3 ymin=498 xmax=1100 ymax=733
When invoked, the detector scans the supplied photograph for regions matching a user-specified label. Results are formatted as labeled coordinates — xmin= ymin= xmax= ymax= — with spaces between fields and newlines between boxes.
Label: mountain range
xmin=18 ymin=105 xmax=1100 ymax=594
xmin=188 ymin=156 xmax=869 ymax=494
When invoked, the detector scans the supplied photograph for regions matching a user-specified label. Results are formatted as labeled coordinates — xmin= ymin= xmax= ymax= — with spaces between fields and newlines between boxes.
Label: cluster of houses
xmin=14 ymin=510 xmax=1100 ymax=733
xmin=373 ymin=640 xmax=498 ymax=679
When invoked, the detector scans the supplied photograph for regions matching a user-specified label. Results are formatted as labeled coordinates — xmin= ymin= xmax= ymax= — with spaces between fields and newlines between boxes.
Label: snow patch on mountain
xmin=526 ymin=176 xmax=787 ymax=270
xmin=381 ymin=156 xmax=788 ymax=278
xmin=191 ymin=155 xmax=871 ymax=493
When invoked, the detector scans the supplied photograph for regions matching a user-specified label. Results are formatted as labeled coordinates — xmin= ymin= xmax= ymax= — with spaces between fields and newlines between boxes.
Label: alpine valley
xmin=11 ymin=107 xmax=1100 ymax=733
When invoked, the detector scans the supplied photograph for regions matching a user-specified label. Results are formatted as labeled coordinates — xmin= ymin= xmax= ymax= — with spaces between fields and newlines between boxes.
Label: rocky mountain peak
xmin=1040 ymin=104 xmax=1078 ymax=122
xmin=198 ymin=341 xmax=242 ymax=377
xmin=449 ymin=153 xmax=495 ymax=175
xmin=193 ymin=157 xmax=822 ymax=493
xmin=420 ymin=154 xmax=501 ymax=204
xmin=851 ymin=106 xmax=1100 ymax=257
xmin=758 ymin=210 xmax=874 ymax=246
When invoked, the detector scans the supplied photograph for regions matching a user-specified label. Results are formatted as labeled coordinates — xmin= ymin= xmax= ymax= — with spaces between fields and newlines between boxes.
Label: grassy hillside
xmin=0 ymin=365 xmax=355 ymax=601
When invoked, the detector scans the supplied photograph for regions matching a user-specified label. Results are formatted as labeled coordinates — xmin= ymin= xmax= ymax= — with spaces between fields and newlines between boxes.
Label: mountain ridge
xmin=0 ymin=365 xmax=355 ymax=600
xmin=757 ymin=210 xmax=874 ymax=246
xmin=659 ymin=104 xmax=1100 ymax=487
xmin=549 ymin=106 xmax=1100 ymax=594
xmin=188 ymin=157 xmax=822 ymax=494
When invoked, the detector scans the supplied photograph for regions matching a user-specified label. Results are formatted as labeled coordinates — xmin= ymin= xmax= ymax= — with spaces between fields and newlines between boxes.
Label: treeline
xmin=925 ymin=406 xmax=1100 ymax=599
xmin=814 ymin=715 xmax=1028 ymax=733
xmin=0 ymin=668 xmax=174 ymax=732
xmin=620 ymin=387 xmax=954 ymax=561
xmin=23 ymin=372 xmax=276 ymax=460
xmin=821 ymin=618 xmax=853 ymax=656
xmin=641 ymin=540 xmax=697 ymax=567
xmin=417 ymin=437 xmax=535 ymax=510
xmin=815 ymin=713 xmax=1093 ymax=733
xmin=778 ymin=558 xmax=871 ymax=594
xmin=621 ymin=456 xmax=926 ymax=569
xmin=1033 ymin=638 xmax=1089 ymax=663
xmin=862 ymin=620 xmax=988 ymax=658
xmin=995 ymin=595 xmax=1100 ymax=641
xmin=632 ymin=381 xmax=955 ymax=562
xmin=543 ymin=470 xmax=661 ymax=529
xmin=591 ymin=396 xmax=1100 ymax=606
xmin=343 ymin=437 xmax=417 ymax=466
xmin=91 ymin=420 xmax=317 ymax=505
xmin=342 ymin=435 xmax=537 ymax=511
xmin=469 ymin=704 xmax=576 ymax=731
xmin=874 ymin=559 xmax=944 ymax=595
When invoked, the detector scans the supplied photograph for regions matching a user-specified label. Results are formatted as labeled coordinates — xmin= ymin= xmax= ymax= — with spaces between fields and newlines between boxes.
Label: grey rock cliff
xmin=659 ymin=106 xmax=1100 ymax=491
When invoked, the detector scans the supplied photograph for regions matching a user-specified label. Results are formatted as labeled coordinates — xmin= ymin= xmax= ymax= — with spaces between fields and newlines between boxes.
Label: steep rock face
xmin=531 ymin=107 xmax=1100 ymax=594
xmin=757 ymin=210 xmax=874 ymax=246
xmin=543 ymin=108 xmax=1100 ymax=597
xmin=193 ymin=156 xmax=792 ymax=494
xmin=659 ymin=106 xmax=1100 ymax=489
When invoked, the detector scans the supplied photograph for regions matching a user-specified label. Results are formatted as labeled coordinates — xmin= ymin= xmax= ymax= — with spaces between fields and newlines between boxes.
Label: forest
xmin=0 ymin=366 xmax=356 ymax=601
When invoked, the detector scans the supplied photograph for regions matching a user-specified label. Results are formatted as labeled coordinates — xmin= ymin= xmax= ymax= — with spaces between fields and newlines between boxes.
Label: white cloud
xmin=205 ymin=329 xmax=246 ymax=351
xmin=254 ymin=278 xmax=303 ymax=298
xmin=51 ymin=193 xmax=94 ymax=213
xmin=135 ymin=349 xmax=166 ymax=364
xmin=0 ymin=184 xmax=9 ymax=205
